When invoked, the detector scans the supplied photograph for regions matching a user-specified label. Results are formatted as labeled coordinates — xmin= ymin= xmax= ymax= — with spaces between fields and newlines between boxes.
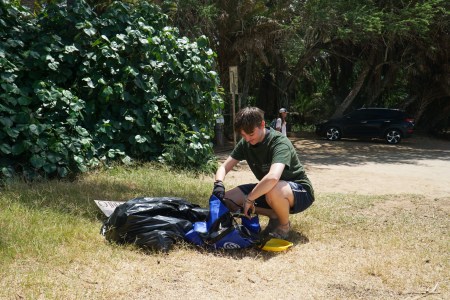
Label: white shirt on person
xmin=276 ymin=118 xmax=287 ymax=136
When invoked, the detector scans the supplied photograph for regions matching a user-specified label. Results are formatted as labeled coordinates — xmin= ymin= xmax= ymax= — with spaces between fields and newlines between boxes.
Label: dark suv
xmin=315 ymin=108 xmax=414 ymax=144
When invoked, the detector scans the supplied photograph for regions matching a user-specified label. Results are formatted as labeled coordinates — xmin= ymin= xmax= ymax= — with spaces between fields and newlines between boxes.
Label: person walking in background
xmin=276 ymin=108 xmax=288 ymax=136
xmin=212 ymin=107 xmax=314 ymax=239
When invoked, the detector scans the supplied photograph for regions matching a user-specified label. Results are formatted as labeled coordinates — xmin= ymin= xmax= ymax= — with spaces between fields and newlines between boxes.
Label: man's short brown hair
xmin=234 ymin=107 xmax=264 ymax=134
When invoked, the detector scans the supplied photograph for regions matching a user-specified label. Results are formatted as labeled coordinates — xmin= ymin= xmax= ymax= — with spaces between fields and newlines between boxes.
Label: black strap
xmin=202 ymin=212 xmax=236 ymax=245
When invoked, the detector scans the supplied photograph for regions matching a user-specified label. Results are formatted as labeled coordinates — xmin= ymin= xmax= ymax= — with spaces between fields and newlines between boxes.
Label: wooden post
xmin=232 ymin=93 xmax=236 ymax=145
xmin=229 ymin=66 xmax=238 ymax=146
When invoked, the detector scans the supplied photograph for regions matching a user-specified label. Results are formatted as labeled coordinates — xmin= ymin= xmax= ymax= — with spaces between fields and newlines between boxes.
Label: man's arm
xmin=242 ymin=162 xmax=285 ymax=216
xmin=215 ymin=156 xmax=239 ymax=182
xmin=247 ymin=163 xmax=285 ymax=201
xmin=212 ymin=156 xmax=239 ymax=201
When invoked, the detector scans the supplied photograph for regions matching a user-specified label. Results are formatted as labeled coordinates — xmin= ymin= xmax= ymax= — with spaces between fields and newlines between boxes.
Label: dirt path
xmin=215 ymin=133 xmax=450 ymax=199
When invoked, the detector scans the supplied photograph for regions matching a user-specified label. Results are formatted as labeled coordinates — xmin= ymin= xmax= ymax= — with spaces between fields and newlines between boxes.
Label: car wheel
xmin=385 ymin=129 xmax=402 ymax=144
xmin=326 ymin=127 xmax=341 ymax=141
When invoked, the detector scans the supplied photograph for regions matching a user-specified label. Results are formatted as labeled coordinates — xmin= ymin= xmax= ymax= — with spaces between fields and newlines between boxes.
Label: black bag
xmin=101 ymin=197 xmax=208 ymax=252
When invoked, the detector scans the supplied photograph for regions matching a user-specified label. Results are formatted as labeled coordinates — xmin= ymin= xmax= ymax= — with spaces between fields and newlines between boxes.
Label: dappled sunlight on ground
xmin=214 ymin=133 xmax=450 ymax=198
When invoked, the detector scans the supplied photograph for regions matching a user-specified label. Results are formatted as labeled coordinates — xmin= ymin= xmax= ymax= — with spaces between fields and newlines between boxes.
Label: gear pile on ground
xmin=101 ymin=196 xmax=262 ymax=252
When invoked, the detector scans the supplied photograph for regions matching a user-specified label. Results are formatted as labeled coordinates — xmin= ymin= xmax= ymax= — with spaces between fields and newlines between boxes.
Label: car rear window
xmin=366 ymin=109 xmax=404 ymax=119
xmin=350 ymin=109 xmax=406 ymax=120
xmin=350 ymin=110 xmax=370 ymax=119
xmin=384 ymin=110 xmax=404 ymax=118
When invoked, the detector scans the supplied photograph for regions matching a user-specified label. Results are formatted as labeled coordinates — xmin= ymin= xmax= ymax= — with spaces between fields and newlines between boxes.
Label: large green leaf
xmin=82 ymin=77 xmax=95 ymax=88
xmin=83 ymin=27 xmax=97 ymax=37
xmin=64 ymin=45 xmax=78 ymax=53
xmin=1 ymin=72 xmax=17 ymax=83
xmin=11 ymin=142 xmax=26 ymax=155
xmin=101 ymin=86 xmax=113 ymax=100
xmin=48 ymin=61 xmax=59 ymax=70
xmin=1 ymin=167 xmax=14 ymax=178
xmin=58 ymin=166 xmax=68 ymax=177
xmin=30 ymin=155 xmax=45 ymax=168
xmin=43 ymin=163 xmax=57 ymax=174
xmin=135 ymin=135 xmax=147 ymax=143
xmin=18 ymin=96 xmax=32 ymax=105
xmin=29 ymin=124 xmax=40 ymax=135
xmin=0 ymin=143 xmax=11 ymax=154
xmin=6 ymin=127 xmax=19 ymax=138
xmin=0 ymin=117 xmax=13 ymax=127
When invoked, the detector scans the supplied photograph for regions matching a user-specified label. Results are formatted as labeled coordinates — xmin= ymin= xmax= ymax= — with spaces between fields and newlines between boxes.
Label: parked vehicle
xmin=315 ymin=108 xmax=415 ymax=144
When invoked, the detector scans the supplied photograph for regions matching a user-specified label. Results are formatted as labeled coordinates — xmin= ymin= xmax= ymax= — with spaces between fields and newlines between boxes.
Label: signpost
xmin=229 ymin=66 xmax=238 ymax=145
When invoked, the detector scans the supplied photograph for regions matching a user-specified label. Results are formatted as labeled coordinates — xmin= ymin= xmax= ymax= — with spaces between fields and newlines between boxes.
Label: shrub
xmin=0 ymin=0 xmax=222 ymax=179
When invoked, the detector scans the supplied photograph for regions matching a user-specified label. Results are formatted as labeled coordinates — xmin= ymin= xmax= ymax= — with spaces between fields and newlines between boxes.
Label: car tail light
xmin=405 ymin=118 xmax=415 ymax=127
xmin=405 ymin=118 xmax=415 ymax=133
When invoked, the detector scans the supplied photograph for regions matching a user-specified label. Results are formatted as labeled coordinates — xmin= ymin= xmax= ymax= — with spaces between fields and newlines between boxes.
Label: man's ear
xmin=260 ymin=120 xmax=266 ymax=128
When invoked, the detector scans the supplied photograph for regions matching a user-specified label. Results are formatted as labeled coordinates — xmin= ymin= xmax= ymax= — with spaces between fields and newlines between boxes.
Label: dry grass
xmin=0 ymin=163 xmax=449 ymax=299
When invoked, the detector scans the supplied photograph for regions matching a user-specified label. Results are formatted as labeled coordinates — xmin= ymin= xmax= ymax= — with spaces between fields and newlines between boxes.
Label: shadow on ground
xmin=292 ymin=133 xmax=449 ymax=166
xmin=214 ymin=132 xmax=450 ymax=167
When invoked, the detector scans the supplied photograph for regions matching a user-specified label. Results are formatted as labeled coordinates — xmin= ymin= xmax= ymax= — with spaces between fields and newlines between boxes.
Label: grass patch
xmin=1 ymin=165 xmax=448 ymax=299
xmin=0 ymin=162 xmax=213 ymax=265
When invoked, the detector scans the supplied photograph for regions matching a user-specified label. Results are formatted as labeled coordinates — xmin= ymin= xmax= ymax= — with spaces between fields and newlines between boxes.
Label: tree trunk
xmin=274 ymin=50 xmax=289 ymax=108
xmin=427 ymin=101 xmax=450 ymax=132
xmin=286 ymin=47 xmax=322 ymax=92
xmin=256 ymin=69 xmax=277 ymax=119
xmin=414 ymin=87 xmax=445 ymax=126
xmin=366 ymin=60 xmax=383 ymax=105
xmin=241 ymin=53 xmax=254 ymax=106
xmin=332 ymin=50 xmax=375 ymax=118
xmin=367 ymin=63 xmax=399 ymax=106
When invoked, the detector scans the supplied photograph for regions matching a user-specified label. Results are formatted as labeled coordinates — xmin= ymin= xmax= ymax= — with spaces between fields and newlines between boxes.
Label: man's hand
xmin=212 ymin=180 xmax=225 ymax=201
xmin=243 ymin=197 xmax=256 ymax=218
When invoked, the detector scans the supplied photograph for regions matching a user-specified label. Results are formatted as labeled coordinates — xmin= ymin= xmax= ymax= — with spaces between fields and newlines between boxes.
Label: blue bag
xmin=185 ymin=195 xmax=261 ymax=249
xmin=269 ymin=118 xmax=277 ymax=129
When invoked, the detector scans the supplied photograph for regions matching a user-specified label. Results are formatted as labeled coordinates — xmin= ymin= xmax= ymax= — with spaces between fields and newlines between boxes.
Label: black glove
xmin=212 ymin=180 xmax=225 ymax=201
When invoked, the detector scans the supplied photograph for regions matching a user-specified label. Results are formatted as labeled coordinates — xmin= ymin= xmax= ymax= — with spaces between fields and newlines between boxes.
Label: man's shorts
xmin=237 ymin=182 xmax=314 ymax=214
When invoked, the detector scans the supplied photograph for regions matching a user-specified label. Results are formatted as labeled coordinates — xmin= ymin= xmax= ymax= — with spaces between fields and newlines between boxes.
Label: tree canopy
xmin=160 ymin=0 xmax=449 ymax=133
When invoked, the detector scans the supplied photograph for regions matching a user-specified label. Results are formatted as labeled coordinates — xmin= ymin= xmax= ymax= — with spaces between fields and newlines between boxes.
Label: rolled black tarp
xmin=101 ymin=197 xmax=208 ymax=252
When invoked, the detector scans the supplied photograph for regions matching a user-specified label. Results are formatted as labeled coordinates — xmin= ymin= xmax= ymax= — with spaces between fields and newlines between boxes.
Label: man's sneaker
xmin=261 ymin=218 xmax=279 ymax=236
xmin=268 ymin=222 xmax=291 ymax=240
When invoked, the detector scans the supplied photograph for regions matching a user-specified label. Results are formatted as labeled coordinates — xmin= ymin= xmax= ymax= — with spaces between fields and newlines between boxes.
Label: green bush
xmin=0 ymin=0 xmax=222 ymax=179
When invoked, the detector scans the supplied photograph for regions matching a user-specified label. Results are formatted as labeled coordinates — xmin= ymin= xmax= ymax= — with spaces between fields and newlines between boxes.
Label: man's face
xmin=240 ymin=122 xmax=265 ymax=145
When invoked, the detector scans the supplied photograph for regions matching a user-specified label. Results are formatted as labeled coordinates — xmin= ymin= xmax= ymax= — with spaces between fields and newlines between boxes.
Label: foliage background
xmin=0 ymin=0 xmax=222 ymax=179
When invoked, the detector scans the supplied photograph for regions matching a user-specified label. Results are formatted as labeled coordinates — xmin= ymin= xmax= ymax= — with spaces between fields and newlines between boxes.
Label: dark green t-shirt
xmin=230 ymin=128 xmax=314 ymax=199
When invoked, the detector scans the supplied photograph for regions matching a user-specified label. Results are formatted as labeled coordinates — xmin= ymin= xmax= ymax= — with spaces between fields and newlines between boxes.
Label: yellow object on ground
xmin=261 ymin=238 xmax=293 ymax=252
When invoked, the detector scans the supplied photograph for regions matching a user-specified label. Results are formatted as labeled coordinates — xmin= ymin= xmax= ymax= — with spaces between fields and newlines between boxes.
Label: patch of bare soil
xmin=216 ymin=133 xmax=450 ymax=199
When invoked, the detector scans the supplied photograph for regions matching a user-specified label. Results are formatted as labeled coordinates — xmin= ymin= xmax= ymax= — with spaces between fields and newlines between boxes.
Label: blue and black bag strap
xmin=202 ymin=212 xmax=236 ymax=245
